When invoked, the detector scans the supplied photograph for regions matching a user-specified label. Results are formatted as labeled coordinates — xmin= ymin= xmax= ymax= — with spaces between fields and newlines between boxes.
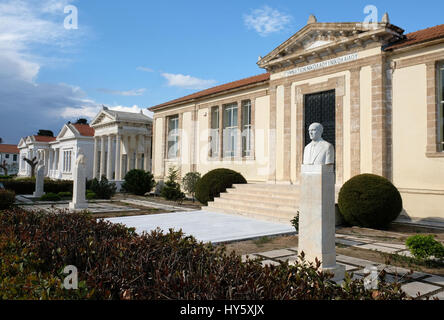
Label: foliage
xmin=122 ymin=169 xmax=155 ymax=196
xmin=57 ymin=192 xmax=72 ymax=198
xmin=88 ymin=176 xmax=116 ymax=200
xmin=160 ymin=167 xmax=185 ymax=202
xmin=195 ymin=168 xmax=247 ymax=205
xmin=0 ymin=207 xmax=408 ymax=300
xmin=86 ymin=191 xmax=96 ymax=200
xmin=337 ymin=174 xmax=403 ymax=229
xmin=23 ymin=157 xmax=38 ymax=178
xmin=405 ymin=235 xmax=444 ymax=261
xmin=291 ymin=211 xmax=300 ymax=233
xmin=0 ymin=178 xmax=73 ymax=195
xmin=0 ymin=190 xmax=15 ymax=210
xmin=75 ymin=118 xmax=88 ymax=124
xmin=39 ymin=193 xmax=61 ymax=202
xmin=0 ymin=160 xmax=8 ymax=177
xmin=182 ymin=172 xmax=201 ymax=201
xmin=37 ymin=129 xmax=54 ymax=137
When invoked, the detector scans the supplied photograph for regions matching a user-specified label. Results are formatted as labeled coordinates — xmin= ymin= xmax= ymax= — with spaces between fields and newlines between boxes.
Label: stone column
xmin=127 ymin=135 xmax=132 ymax=172
xmin=106 ymin=135 xmax=113 ymax=180
xmin=144 ymin=134 xmax=151 ymax=171
xmin=48 ymin=149 xmax=54 ymax=178
xmin=282 ymin=82 xmax=292 ymax=183
xmin=237 ymin=101 xmax=242 ymax=158
xmin=115 ymin=134 xmax=121 ymax=180
xmin=100 ymin=135 xmax=106 ymax=179
xmin=93 ymin=137 xmax=99 ymax=179
xmin=298 ymin=164 xmax=344 ymax=281
xmin=135 ymin=134 xmax=141 ymax=169
xmin=268 ymin=85 xmax=277 ymax=182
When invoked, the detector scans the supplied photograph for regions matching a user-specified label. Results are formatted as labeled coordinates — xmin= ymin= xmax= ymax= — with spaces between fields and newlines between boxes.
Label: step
xmin=208 ymin=199 xmax=298 ymax=221
xmin=233 ymin=183 xmax=300 ymax=193
xmin=215 ymin=195 xmax=298 ymax=210
xmin=204 ymin=203 xmax=296 ymax=225
xmin=223 ymin=190 xmax=299 ymax=204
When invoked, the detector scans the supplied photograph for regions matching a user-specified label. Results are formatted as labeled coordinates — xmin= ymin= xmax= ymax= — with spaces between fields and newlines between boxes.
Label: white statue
xmin=303 ymin=123 xmax=334 ymax=165
xmin=33 ymin=159 xmax=45 ymax=198
xmin=69 ymin=148 xmax=88 ymax=210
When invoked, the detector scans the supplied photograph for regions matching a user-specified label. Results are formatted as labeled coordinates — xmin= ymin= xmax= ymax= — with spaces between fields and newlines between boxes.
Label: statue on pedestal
xmin=303 ymin=123 xmax=334 ymax=165
xmin=33 ymin=159 xmax=45 ymax=198
xmin=69 ymin=148 xmax=88 ymax=210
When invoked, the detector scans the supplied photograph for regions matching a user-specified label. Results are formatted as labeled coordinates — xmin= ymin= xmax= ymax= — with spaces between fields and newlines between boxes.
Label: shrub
xmin=291 ymin=211 xmax=300 ymax=233
xmin=337 ymin=174 xmax=402 ymax=229
xmin=0 ymin=207 xmax=408 ymax=300
xmin=0 ymin=190 xmax=15 ymax=210
xmin=57 ymin=191 xmax=72 ymax=198
xmin=160 ymin=167 xmax=185 ymax=201
xmin=122 ymin=169 xmax=155 ymax=196
xmin=86 ymin=191 xmax=96 ymax=200
xmin=0 ymin=178 xmax=73 ymax=195
xmin=195 ymin=168 xmax=247 ymax=205
xmin=405 ymin=235 xmax=444 ymax=260
xmin=88 ymin=176 xmax=116 ymax=199
xmin=182 ymin=172 xmax=201 ymax=201
xmin=39 ymin=192 xmax=61 ymax=202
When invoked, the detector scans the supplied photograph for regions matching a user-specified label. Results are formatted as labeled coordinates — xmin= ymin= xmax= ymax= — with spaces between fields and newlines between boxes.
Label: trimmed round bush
xmin=195 ymin=168 xmax=247 ymax=205
xmin=122 ymin=169 xmax=155 ymax=196
xmin=338 ymin=174 xmax=402 ymax=229
xmin=0 ymin=189 xmax=15 ymax=210
xmin=39 ymin=192 xmax=61 ymax=202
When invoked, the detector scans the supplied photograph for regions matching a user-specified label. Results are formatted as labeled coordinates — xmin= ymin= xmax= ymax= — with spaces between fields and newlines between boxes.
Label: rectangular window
xmin=167 ymin=115 xmax=179 ymax=159
xmin=439 ymin=62 xmax=444 ymax=150
xmin=223 ymin=103 xmax=238 ymax=157
xmin=242 ymin=100 xmax=252 ymax=157
xmin=63 ymin=150 xmax=72 ymax=172
xmin=13 ymin=154 xmax=17 ymax=162
xmin=210 ymin=106 xmax=219 ymax=158
xmin=5 ymin=154 xmax=9 ymax=159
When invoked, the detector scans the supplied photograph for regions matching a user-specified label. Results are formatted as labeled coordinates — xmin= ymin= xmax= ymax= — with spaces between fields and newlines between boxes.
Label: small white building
xmin=0 ymin=144 xmax=20 ymax=175
xmin=90 ymin=107 xmax=153 ymax=189
xmin=17 ymin=123 xmax=95 ymax=180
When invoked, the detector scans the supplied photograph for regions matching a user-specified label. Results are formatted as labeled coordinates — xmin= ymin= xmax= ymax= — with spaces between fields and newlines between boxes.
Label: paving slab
xmin=21 ymin=202 xmax=140 ymax=213
xmin=257 ymin=249 xmax=296 ymax=259
xmin=105 ymin=210 xmax=295 ymax=243
xmin=401 ymin=282 xmax=441 ymax=298
xmin=261 ymin=260 xmax=281 ymax=267
xmin=423 ymin=275 xmax=444 ymax=286
xmin=277 ymin=255 xmax=299 ymax=263
xmin=397 ymin=250 xmax=414 ymax=258
xmin=430 ymin=290 xmax=444 ymax=300
xmin=373 ymin=242 xmax=407 ymax=250
xmin=356 ymin=243 xmax=400 ymax=254
xmin=336 ymin=255 xmax=377 ymax=267
xmin=335 ymin=238 xmax=365 ymax=246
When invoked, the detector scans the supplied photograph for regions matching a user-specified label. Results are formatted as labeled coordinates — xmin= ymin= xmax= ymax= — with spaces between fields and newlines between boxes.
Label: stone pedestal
xmin=69 ymin=161 xmax=88 ymax=210
xmin=33 ymin=162 xmax=45 ymax=198
xmin=298 ymin=164 xmax=344 ymax=281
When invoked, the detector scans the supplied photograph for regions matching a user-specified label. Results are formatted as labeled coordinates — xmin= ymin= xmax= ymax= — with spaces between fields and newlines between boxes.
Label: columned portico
xmin=90 ymin=107 xmax=153 ymax=190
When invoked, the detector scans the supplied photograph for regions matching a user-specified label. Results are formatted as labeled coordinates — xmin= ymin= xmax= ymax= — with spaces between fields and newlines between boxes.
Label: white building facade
xmin=0 ymin=144 xmax=20 ymax=175
xmin=90 ymin=107 xmax=153 ymax=188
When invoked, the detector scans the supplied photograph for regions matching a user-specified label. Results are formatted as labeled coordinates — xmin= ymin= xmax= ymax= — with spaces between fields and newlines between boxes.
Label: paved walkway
xmin=243 ymin=244 xmax=444 ymax=299
xmin=105 ymin=210 xmax=296 ymax=243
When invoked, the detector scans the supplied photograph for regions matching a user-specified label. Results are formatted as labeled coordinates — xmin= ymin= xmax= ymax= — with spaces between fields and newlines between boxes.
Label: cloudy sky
xmin=0 ymin=0 xmax=442 ymax=144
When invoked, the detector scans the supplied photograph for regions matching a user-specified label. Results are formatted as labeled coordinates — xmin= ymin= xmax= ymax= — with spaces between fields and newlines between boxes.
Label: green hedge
xmin=122 ymin=169 xmax=155 ymax=195
xmin=0 ymin=208 xmax=407 ymax=300
xmin=0 ymin=190 xmax=15 ymax=210
xmin=195 ymin=169 xmax=247 ymax=205
xmin=0 ymin=178 xmax=73 ymax=195
xmin=338 ymin=174 xmax=402 ymax=229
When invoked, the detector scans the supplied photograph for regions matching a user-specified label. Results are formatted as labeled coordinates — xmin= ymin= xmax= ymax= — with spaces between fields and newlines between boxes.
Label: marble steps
xmin=205 ymin=183 xmax=300 ymax=224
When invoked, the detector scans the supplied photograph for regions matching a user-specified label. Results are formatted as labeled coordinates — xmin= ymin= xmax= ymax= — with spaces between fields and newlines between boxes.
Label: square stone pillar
xmin=298 ymin=164 xmax=344 ymax=281
xmin=106 ymin=135 xmax=113 ymax=180
xmin=99 ymin=136 xmax=106 ymax=179
xmin=115 ymin=134 xmax=121 ymax=180
xmin=93 ymin=137 xmax=99 ymax=179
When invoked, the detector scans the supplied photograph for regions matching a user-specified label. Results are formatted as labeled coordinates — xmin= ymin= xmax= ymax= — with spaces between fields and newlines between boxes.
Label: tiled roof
xmin=33 ymin=135 xmax=56 ymax=142
xmin=0 ymin=144 xmax=19 ymax=154
xmin=149 ymin=73 xmax=270 ymax=111
xmin=385 ymin=24 xmax=444 ymax=50
xmin=72 ymin=123 xmax=95 ymax=137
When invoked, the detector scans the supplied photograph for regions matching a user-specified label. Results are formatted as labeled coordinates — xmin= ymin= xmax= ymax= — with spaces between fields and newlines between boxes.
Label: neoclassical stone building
xmin=90 ymin=107 xmax=153 ymax=188
xmin=149 ymin=16 xmax=444 ymax=221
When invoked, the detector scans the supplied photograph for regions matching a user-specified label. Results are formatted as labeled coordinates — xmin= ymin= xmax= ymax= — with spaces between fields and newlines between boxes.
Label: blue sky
xmin=0 ymin=0 xmax=443 ymax=144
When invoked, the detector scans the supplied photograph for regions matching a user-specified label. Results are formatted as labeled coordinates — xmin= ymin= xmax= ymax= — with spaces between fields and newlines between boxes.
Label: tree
xmin=182 ymin=172 xmax=201 ymax=202
xmin=0 ymin=160 xmax=8 ymax=176
xmin=23 ymin=156 xmax=38 ymax=177
xmin=160 ymin=167 xmax=185 ymax=202
xmin=37 ymin=129 xmax=54 ymax=137
xmin=75 ymin=118 xmax=88 ymax=124
xmin=0 ymin=137 xmax=3 ymax=143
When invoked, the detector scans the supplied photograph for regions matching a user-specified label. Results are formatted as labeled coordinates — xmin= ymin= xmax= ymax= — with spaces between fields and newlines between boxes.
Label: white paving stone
xmin=258 ymin=249 xmax=295 ymax=259
xmin=335 ymin=238 xmax=365 ymax=246
xmin=430 ymin=290 xmax=444 ymax=300
xmin=423 ymin=275 xmax=444 ymax=286
xmin=401 ymin=282 xmax=441 ymax=297
xmin=397 ymin=250 xmax=414 ymax=258
xmin=373 ymin=242 xmax=407 ymax=250
xmin=357 ymin=243 xmax=400 ymax=254
xmin=261 ymin=260 xmax=281 ymax=267
xmin=105 ymin=210 xmax=295 ymax=243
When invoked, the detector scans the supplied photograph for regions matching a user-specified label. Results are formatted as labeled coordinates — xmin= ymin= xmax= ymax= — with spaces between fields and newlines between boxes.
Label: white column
xmin=99 ymin=136 xmax=106 ymax=179
xmin=93 ymin=137 xmax=99 ymax=179
xmin=115 ymin=134 xmax=121 ymax=180
xmin=144 ymin=134 xmax=151 ymax=171
xmin=126 ymin=135 xmax=132 ymax=172
xmin=106 ymin=135 xmax=113 ymax=180
xmin=49 ymin=149 xmax=54 ymax=178
xmin=135 ymin=135 xmax=141 ymax=170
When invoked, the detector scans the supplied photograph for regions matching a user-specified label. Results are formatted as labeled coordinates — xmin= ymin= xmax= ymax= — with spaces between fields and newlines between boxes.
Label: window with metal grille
xmin=167 ymin=115 xmax=179 ymax=159
xmin=242 ymin=100 xmax=252 ymax=157
xmin=223 ymin=103 xmax=238 ymax=157
xmin=210 ymin=106 xmax=219 ymax=158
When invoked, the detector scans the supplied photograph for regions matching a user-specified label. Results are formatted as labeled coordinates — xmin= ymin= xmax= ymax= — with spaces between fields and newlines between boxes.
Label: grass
xmin=253 ymin=236 xmax=272 ymax=247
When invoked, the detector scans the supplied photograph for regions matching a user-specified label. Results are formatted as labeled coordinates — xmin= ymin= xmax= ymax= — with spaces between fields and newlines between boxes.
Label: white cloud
xmin=136 ymin=66 xmax=154 ymax=72
xmin=161 ymin=73 xmax=217 ymax=90
xmin=59 ymin=104 xmax=152 ymax=120
xmin=97 ymin=88 xmax=146 ymax=96
xmin=244 ymin=5 xmax=292 ymax=37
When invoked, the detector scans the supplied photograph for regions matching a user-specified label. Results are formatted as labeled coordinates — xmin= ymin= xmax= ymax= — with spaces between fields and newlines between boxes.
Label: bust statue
xmin=303 ymin=123 xmax=334 ymax=165
xmin=75 ymin=147 xmax=86 ymax=166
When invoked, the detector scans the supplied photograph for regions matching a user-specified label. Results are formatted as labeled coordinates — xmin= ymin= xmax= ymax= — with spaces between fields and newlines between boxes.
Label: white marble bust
xmin=303 ymin=123 xmax=335 ymax=165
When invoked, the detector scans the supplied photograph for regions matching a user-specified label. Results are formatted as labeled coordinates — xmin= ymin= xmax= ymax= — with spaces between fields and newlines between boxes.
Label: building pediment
xmin=258 ymin=17 xmax=405 ymax=73
xmin=56 ymin=124 xmax=77 ymax=140
xmin=18 ymin=138 xmax=27 ymax=149
xmin=90 ymin=107 xmax=117 ymax=127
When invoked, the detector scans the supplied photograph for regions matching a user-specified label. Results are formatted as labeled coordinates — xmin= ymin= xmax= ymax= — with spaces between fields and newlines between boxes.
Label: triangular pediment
xmin=258 ymin=21 xmax=404 ymax=72
xmin=56 ymin=124 xmax=77 ymax=140
xmin=90 ymin=108 xmax=116 ymax=127
xmin=18 ymin=138 xmax=27 ymax=148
